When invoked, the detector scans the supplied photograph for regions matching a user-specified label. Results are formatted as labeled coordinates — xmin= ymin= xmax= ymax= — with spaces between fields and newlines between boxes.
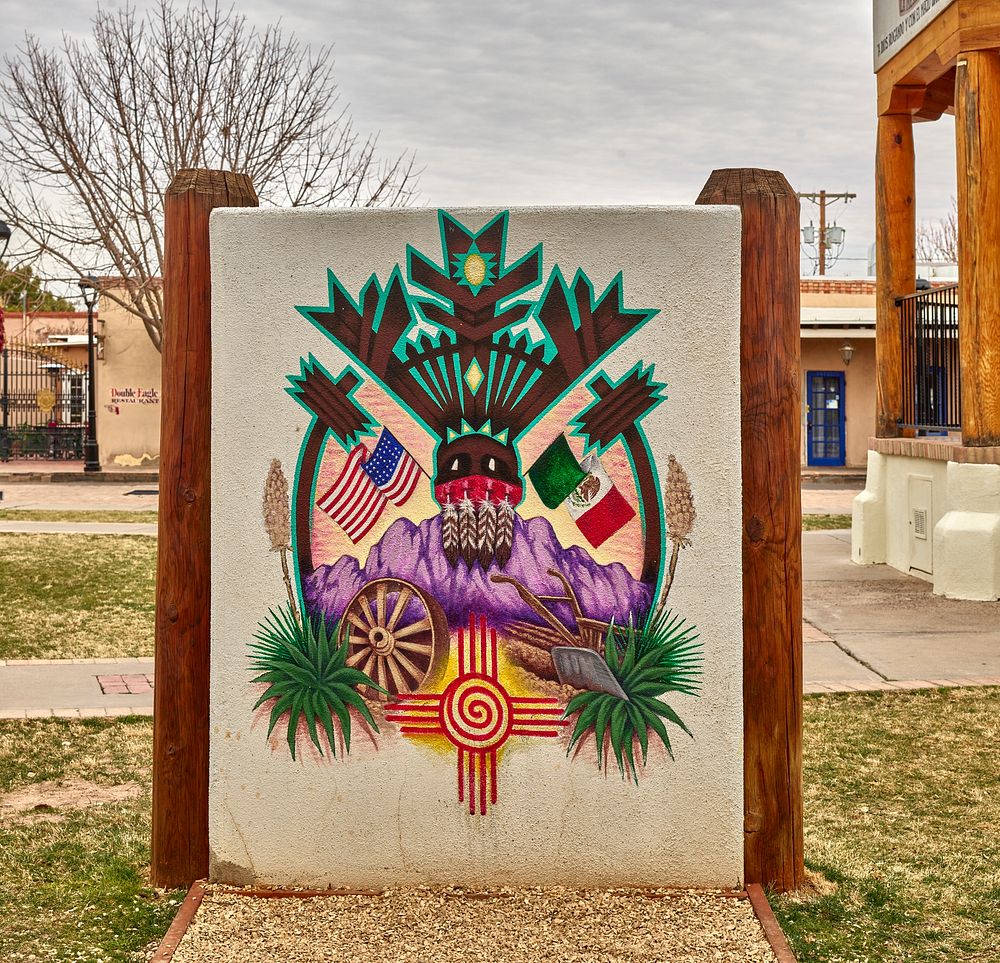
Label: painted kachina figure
xmin=292 ymin=210 xmax=661 ymax=572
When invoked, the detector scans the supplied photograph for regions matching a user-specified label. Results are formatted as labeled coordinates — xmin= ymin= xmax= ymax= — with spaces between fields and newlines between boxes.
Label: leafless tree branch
xmin=0 ymin=0 xmax=421 ymax=351
xmin=917 ymin=199 xmax=958 ymax=265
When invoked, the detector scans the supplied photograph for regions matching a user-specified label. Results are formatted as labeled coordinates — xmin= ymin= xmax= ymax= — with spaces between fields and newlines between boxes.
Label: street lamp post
xmin=78 ymin=275 xmax=101 ymax=472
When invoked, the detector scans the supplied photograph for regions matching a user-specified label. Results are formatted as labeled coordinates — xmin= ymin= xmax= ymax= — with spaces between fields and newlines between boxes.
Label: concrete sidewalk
xmin=0 ymin=520 xmax=157 ymax=536
xmin=803 ymin=529 xmax=1000 ymax=693
xmin=0 ymin=658 xmax=154 ymax=718
xmin=1 ymin=529 xmax=997 ymax=719
xmin=0 ymin=460 xmax=157 ymax=483
xmin=0 ymin=479 xmax=158 ymax=511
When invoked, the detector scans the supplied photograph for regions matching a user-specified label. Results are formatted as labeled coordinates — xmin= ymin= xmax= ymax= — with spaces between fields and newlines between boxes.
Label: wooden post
xmin=956 ymin=50 xmax=1000 ymax=446
xmin=875 ymin=113 xmax=916 ymax=438
xmin=696 ymin=169 xmax=804 ymax=893
xmin=152 ymin=169 xmax=258 ymax=888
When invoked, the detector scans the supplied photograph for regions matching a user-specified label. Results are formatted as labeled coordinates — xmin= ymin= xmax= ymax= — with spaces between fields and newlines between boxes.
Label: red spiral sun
xmin=385 ymin=614 xmax=567 ymax=815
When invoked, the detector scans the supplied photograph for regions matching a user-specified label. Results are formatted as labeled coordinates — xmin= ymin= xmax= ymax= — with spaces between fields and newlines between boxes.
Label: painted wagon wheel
xmin=339 ymin=579 xmax=450 ymax=702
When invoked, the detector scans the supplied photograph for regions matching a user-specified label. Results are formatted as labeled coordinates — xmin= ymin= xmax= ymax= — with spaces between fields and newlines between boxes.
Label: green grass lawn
xmin=801 ymin=514 xmax=852 ymax=531
xmin=0 ymin=534 xmax=155 ymax=660
xmin=0 ymin=717 xmax=183 ymax=963
xmin=0 ymin=691 xmax=995 ymax=960
xmin=773 ymin=687 xmax=1000 ymax=962
xmin=0 ymin=509 xmax=158 ymax=524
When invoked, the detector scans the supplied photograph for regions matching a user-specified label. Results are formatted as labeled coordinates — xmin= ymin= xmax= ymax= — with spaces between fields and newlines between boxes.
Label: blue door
xmin=807 ymin=371 xmax=846 ymax=467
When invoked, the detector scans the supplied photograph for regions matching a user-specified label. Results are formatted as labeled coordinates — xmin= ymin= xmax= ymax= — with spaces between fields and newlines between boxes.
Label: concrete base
xmin=852 ymin=449 xmax=886 ymax=564
xmin=934 ymin=462 xmax=1000 ymax=600
xmin=853 ymin=452 xmax=1000 ymax=601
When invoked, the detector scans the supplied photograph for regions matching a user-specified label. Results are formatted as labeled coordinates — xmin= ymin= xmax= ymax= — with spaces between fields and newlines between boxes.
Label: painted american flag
xmin=362 ymin=428 xmax=423 ymax=506
xmin=316 ymin=429 xmax=423 ymax=542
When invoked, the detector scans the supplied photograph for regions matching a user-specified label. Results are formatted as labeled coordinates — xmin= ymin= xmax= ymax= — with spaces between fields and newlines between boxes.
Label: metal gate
xmin=0 ymin=338 xmax=87 ymax=461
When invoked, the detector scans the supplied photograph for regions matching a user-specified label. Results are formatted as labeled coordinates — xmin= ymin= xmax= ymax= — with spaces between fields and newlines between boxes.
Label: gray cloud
xmin=0 ymin=0 xmax=957 ymax=275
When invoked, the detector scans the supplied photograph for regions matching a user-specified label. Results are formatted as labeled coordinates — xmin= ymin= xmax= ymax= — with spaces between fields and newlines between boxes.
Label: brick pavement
xmin=97 ymin=672 xmax=154 ymax=695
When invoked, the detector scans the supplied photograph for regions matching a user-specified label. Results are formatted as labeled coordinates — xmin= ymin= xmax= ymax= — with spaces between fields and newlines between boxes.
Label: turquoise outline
xmin=285 ymin=356 xmax=378 ymax=453
xmin=289 ymin=209 xmax=668 ymax=595
xmin=406 ymin=210 xmax=543 ymax=321
xmin=450 ymin=240 xmax=497 ymax=296
xmin=568 ymin=364 xmax=668 ymax=455
xmin=290 ymin=417 xmax=327 ymax=620
xmin=623 ymin=425 xmax=667 ymax=606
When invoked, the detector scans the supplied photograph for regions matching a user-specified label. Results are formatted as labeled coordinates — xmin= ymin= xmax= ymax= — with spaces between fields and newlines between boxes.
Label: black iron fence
xmin=1 ymin=339 xmax=87 ymax=460
xmin=897 ymin=283 xmax=960 ymax=432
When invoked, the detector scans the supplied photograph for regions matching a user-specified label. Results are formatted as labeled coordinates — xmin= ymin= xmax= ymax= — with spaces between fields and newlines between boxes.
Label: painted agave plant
xmin=564 ymin=606 xmax=702 ymax=782
xmin=249 ymin=605 xmax=383 ymax=759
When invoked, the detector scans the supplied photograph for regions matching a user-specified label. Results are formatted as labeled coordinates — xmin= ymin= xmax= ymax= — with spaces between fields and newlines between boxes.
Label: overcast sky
xmin=0 ymin=0 xmax=956 ymax=277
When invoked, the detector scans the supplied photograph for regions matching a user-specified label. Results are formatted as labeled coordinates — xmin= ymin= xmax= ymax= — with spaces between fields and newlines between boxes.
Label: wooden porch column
xmin=697 ymin=169 xmax=804 ymax=893
xmin=875 ymin=113 xmax=916 ymax=437
xmin=152 ymin=169 xmax=258 ymax=888
xmin=956 ymin=49 xmax=1000 ymax=446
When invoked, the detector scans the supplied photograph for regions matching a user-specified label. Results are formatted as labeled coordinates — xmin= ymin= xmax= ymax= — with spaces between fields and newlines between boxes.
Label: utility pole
xmin=797 ymin=190 xmax=856 ymax=275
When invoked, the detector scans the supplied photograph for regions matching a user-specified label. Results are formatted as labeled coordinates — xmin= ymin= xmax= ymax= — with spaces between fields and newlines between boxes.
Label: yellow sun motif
xmin=463 ymin=253 xmax=487 ymax=287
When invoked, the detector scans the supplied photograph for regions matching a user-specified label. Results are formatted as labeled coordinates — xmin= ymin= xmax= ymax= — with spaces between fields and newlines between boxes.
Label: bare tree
xmin=917 ymin=199 xmax=958 ymax=264
xmin=0 ymin=1 xmax=419 ymax=351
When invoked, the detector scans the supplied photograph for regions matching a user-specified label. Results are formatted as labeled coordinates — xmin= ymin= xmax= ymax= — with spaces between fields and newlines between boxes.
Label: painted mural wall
xmin=209 ymin=207 xmax=745 ymax=888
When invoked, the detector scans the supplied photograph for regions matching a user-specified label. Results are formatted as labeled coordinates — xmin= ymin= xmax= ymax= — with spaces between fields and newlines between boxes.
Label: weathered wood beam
xmin=956 ymin=49 xmax=1000 ymax=446
xmin=884 ymin=69 xmax=957 ymax=121
xmin=875 ymin=0 xmax=1000 ymax=116
xmin=696 ymin=169 xmax=804 ymax=893
xmin=152 ymin=169 xmax=258 ymax=888
xmin=875 ymin=114 xmax=916 ymax=438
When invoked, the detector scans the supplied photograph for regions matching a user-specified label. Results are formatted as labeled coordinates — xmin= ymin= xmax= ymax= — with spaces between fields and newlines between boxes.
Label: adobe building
xmin=799 ymin=278 xmax=876 ymax=470
xmin=92 ymin=286 xmax=162 ymax=469
xmin=853 ymin=1 xmax=1000 ymax=600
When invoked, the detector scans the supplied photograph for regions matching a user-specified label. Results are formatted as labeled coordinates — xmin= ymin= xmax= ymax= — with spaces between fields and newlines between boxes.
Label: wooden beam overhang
xmin=877 ymin=0 xmax=1000 ymax=119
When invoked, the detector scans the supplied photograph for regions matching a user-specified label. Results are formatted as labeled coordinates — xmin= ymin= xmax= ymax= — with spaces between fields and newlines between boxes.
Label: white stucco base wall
xmin=934 ymin=463 xmax=1000 ymax=600
xmin=209 ymin=206 xmax=746 ymax=890
xmin=853 ymin=452 xmax=1000 ymax=600
xmin=852 ymin=450 xmax=887 ymax=564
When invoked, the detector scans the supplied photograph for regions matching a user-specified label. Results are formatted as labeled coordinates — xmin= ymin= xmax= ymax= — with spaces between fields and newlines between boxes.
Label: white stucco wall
xmin=853 ymin=452 xmax=1000 ymax=599
xmin=209 ymin=206 xmax=745 ymax=888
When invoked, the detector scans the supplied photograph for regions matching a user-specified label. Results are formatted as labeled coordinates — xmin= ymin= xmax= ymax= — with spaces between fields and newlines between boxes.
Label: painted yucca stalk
xmin=662 ymin=454 xmax=696 ymax=602
xmin=262 ymin=458 xmax=299 ymax=623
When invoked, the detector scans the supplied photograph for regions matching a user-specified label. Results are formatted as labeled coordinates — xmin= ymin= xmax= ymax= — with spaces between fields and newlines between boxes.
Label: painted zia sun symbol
xmin=386 ymin=615 xmax=568 ymax=814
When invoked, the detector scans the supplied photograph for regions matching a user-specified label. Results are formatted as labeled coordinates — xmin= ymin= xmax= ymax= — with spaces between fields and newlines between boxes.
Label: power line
xmin=797 ymin=190 xmax=857 ymax=275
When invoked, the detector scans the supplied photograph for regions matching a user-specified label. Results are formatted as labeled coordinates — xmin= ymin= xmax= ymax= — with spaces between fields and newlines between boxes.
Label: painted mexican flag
xmin=528 ymin=434 xmax=588 ymax=509
xmin=565 ymin=454 xmax=636 ymax=548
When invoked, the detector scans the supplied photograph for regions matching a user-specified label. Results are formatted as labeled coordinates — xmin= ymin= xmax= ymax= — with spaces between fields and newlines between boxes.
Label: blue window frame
xmin=806 ymin=370 xmax=845 ymax=467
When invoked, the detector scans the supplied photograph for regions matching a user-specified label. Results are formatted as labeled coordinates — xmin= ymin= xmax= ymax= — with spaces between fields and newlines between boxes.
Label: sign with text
xmin=874 ymin=0 xmax=956 ymax=71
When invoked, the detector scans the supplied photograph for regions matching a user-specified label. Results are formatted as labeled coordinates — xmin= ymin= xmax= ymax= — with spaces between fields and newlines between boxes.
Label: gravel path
xmin=170 ymin=887 xmax=778 ymax=963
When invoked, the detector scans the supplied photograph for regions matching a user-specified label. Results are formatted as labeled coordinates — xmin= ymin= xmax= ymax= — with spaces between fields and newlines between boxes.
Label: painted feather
xmin=458 ymin=495 xmax=478 ymax=570
xmin=494 ymin=498 xmax=514 ymax=570
xmin=477 ymin=499 xmax=498 ymax=570
xmin=441 ymin=501 xmax=460 ymax=567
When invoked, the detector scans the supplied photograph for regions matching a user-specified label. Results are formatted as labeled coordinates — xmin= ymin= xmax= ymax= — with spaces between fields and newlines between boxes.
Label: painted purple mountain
xmin=303 ymin=514 xmax=652 ymax=631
